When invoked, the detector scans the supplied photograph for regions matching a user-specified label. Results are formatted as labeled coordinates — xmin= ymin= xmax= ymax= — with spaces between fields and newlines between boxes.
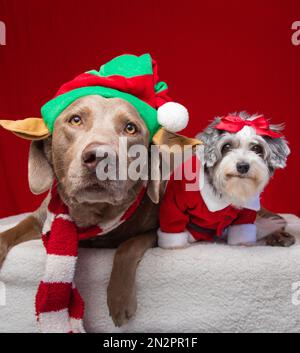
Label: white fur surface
xmin=1 ymin=213 xmax=300 ymax=333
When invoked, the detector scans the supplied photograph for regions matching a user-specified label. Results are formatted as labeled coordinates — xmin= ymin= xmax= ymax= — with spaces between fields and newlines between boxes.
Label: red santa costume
xmin=158 ymin=155 xmax=260 ymax=248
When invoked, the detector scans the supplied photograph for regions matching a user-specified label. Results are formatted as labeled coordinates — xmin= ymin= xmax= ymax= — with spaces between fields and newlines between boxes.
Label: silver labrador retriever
xmin=0 ymin=94 xmax=202 ymax=326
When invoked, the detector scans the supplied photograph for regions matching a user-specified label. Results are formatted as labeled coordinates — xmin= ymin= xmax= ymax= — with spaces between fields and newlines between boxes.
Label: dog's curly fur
xmin=197 ymin=112 xmax=290 ymax=208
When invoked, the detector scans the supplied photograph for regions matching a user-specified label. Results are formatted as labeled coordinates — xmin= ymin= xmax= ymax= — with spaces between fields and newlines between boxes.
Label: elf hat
xmin=0 ymin=54 xmax=189 ymax=141
xmin=42 ymin=53 xmax=189 ymax=139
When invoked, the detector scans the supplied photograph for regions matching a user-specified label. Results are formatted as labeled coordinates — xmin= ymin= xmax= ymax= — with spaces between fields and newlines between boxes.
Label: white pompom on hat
xmin=157 ymin=102 xmax=189 ymax=133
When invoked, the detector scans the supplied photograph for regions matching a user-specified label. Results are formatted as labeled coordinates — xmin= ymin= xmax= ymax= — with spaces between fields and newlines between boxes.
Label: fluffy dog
xmin=158 ymin=112 xmax=294 ymax=248
xmin=200 ymin=112 xmax=289 ymax=208
xmin=0 ymin=95 xmax=199 ymax=329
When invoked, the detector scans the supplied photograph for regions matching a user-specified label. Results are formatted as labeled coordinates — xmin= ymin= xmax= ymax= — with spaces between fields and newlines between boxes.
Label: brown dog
xmin=0 ymin=95 xmax=201 ymax=327
xmin=0 ymin=95 xmax=295 ymax=328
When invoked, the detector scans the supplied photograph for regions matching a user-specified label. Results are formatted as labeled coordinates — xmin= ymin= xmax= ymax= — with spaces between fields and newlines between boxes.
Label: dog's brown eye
xmin=251 ymin=144 xmax=263 ymax=155
xmin=125 ymin=122 xmax=137 ymax=135
xmin=221 ymin=143 xmax=232 ymax=155
xmin=68 ymin=115 xmax=82 ymax=126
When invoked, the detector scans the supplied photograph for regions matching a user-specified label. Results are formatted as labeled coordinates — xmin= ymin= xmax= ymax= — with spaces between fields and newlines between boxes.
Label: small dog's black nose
xmin=236 ymin=162 xmax=250 ymax=174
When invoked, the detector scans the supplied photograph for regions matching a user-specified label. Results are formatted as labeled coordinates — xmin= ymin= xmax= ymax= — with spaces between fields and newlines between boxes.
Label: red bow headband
xmin=214 ymin=115 xmax=282 ymax=138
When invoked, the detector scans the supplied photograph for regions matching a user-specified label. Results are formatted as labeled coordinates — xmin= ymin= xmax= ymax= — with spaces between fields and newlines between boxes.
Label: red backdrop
xmin=0 ymin=0 xmax=300 ymax=218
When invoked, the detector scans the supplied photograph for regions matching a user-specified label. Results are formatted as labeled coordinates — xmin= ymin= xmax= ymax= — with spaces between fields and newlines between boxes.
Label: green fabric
xmin=89 ymin=53 xmax=153 ymax=78
xmin=41 ymin=54 xmax=168 ymax=140
xmin=154 ymin=81 xmax=168 ymax=93
xmin=41 ymin=86 xmax=160 ymax=139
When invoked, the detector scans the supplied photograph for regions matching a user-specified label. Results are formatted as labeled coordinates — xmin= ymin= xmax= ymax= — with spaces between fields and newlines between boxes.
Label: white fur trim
xmin=199 ymin=171 xmax=260 ymax=212
xmin=38 ymin=309 xmax=71 ymax=333
xmin=244 ymin=196 xmax=260 ymax=211
xmin=42 ymin=210 xmax=55 ymax=235
xmin=187 ymin=231 xmax=197 ymax=243
xmin=157 ymin=229 xmax=190 ymax=249
xmin=157 ymin=102 xmax=189 ymax=132
xmin=70 ymin=318 xmax=86 ymax=333
xmin=227 ymin=224 xmax=257 ymax=245
xmin=43 ymin=255 xmax=77 ymax=283
xmin=56 ymin=214 xmax=73 ymax=222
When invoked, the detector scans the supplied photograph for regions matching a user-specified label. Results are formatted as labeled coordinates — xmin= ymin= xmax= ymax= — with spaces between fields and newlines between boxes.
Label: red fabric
xmin=215 ymin=115 xmax=283 ymax=138
xmin=55 ymin=70 xmax=170 ymax=109
xmin=232 ymin=209 xmax=257 ymax=226
xmin=69 ymin=287 xmax=85 ymax=320
xmin=37 ymin=190 xmax=80 ymax=329
xmin=45 ymin=218 xmax=78 ymax=256
xmin=36 ymin=282 xmax=72 ymax=314
xmin=159 ymin=156 xmax=257 ymax=241
xmin=36 ymin=182 xmax=145 ymax=331
xmin=0 ymin=0 xmax=300 ymax=217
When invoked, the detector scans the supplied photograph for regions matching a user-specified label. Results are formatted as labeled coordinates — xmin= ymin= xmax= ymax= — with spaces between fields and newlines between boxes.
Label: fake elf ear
xmin=152 ymin=127 xmax=202 ymax=175
xmin=0 ymin=118 xmax=50 ymax=140
xmin=147 ymin=128 xmax=202 ymax=204
xmin=152 ymin=127 xmax=202 ymax=151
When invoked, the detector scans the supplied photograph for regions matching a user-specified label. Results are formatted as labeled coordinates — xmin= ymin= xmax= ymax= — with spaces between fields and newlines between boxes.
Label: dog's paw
xmin=265 ymin=231 xmax=296 ymax=247
xmin=0 ymin=235 xmax=9 ymax=268
xmin=107 ymin=284 xmax=137 ymax=327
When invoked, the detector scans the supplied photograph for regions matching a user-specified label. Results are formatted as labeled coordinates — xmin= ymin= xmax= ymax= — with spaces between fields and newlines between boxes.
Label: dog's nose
xmin=82 ymin=143 xmax=108 ymax=171
xmin=236 ymin=162 xmax=250 ymax=174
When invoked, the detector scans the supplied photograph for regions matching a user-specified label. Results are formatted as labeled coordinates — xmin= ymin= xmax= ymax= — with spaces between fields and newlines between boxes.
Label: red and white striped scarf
xmin=35 ymin=184 xmax=146 ymax=333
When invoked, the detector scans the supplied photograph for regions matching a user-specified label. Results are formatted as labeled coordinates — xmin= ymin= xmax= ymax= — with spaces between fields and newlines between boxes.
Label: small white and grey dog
xmin=197 ymin=112 xmax=290 ymax=208
xmin=158 ymin=111 xmax=293 ymax=249
xmin=197 ymin=111 xmax=290 ymax=244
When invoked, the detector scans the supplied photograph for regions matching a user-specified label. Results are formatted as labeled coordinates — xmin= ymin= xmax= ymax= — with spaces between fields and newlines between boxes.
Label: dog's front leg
xmin=107 ymin=230 xmax=157 ymax=327
xmin=0 ymin=215 xmax=41 ymax=267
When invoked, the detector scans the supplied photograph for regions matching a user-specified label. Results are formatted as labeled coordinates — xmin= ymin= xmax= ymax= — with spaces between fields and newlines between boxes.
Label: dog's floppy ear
xmin=152 ymin=128 xmax=201 ymax=153
xmin=0 ymin=118 xmax=50 ymax=140
xmin=196 ymin=119 xmax=221 ymax=167
xmin=266 ymin=135 xmax=290 ymax=170
xmin=147 ymin=128 xmax=202 ymax=203
xmin=146 ymin=149 xmax=162 ymax=204
xmin=28 ymin=140 xmax=54 ymax=195
xmin=0 ymin=118 xmax=52 ymax=194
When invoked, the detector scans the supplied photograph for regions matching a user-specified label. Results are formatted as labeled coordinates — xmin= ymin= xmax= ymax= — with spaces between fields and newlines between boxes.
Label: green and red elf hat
xmin=0 ymin=53 xmax=189 ymax=141
xmin=41 ymin=53 xmax=189 ymax=140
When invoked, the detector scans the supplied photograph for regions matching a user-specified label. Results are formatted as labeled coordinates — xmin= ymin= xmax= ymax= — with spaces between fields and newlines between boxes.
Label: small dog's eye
xmin=68 ymin=115 xmax=82 ymax=126
xmin=251 ymin=144 xmax=263 ymax=155
xmin=221 ymin=143 xmax=232 ymax=155
xmin=125 ymin=122 xmax=137 ymax=135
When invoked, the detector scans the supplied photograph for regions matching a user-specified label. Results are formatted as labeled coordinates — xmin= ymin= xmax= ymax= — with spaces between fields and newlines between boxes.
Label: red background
xmin=0 ymin=0 xmax=300 ymax=218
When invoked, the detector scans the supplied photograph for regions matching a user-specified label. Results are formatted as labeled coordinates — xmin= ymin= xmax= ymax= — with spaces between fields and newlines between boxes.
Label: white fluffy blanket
xmin=1 ymin=213 xmax=300 ymax=333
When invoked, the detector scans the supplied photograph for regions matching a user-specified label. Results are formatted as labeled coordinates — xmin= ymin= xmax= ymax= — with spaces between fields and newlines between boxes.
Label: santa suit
xmin=158 ymin=155 xmax=260 ymax=248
